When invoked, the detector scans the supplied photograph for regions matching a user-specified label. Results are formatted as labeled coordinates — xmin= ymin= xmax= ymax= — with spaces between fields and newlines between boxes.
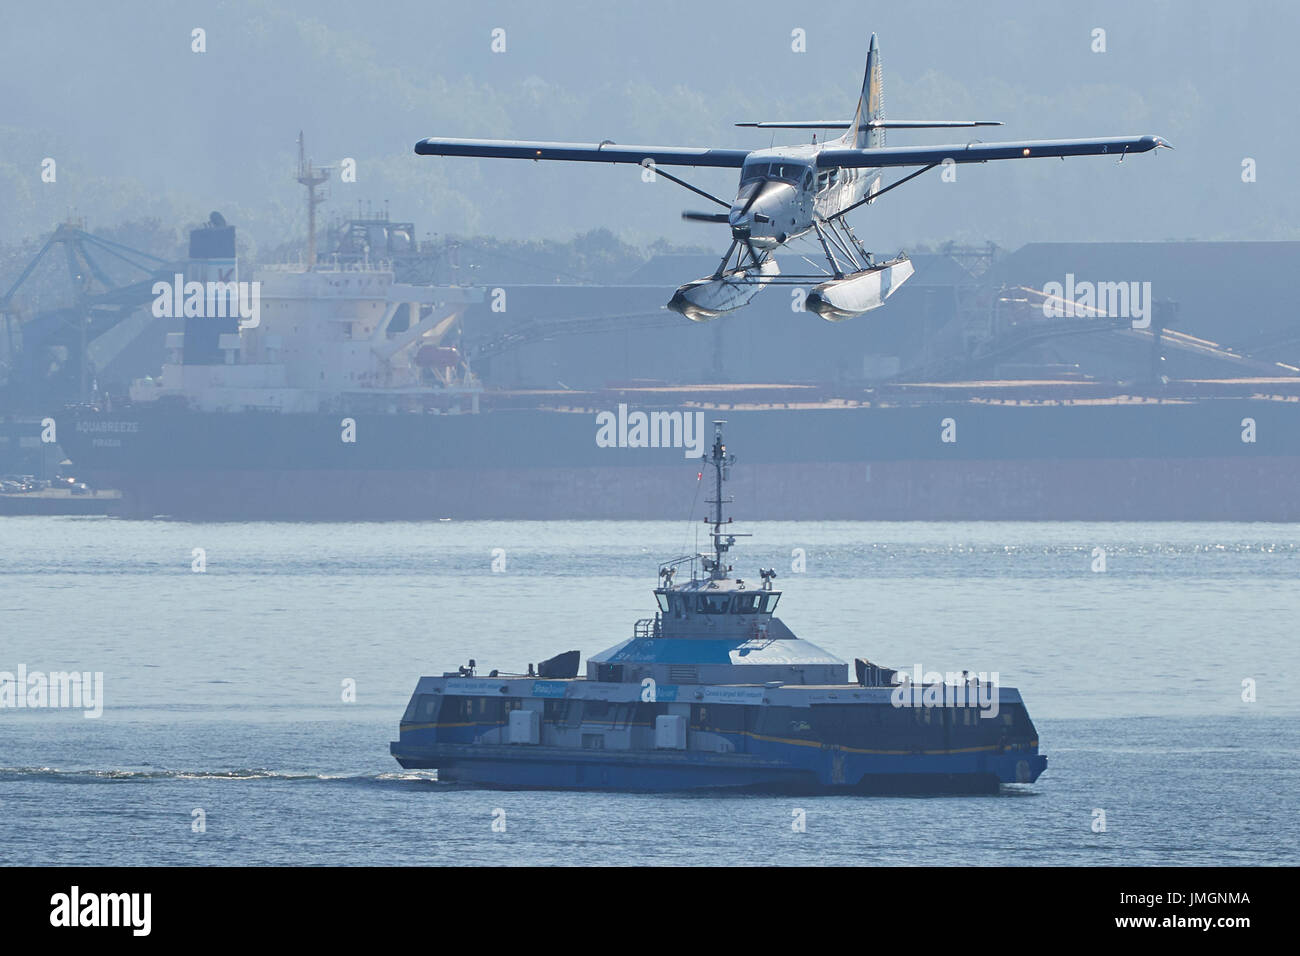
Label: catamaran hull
xmin=391 ymin=741 xmax=1046 ymax=793
xmin=805 ymin=256 xmax=914 ymax=320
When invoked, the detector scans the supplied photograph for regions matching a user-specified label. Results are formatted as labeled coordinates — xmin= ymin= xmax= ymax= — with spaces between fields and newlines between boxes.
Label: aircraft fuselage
xmin=730 ymin=145 xmax=881 ymax=249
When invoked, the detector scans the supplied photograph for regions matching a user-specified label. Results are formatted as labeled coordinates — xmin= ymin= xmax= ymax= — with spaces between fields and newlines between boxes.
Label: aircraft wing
xmin=414 ymin=137 xmax=749 ymax=168
xmin=817 ymin=134 xmax=1170 ymax=168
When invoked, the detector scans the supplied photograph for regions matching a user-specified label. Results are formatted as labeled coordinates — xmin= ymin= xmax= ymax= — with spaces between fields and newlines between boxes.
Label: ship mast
xmin=296 ymin=131 xmax=331 ymax=270
xmin=704 ymin=420 xmax=738 ymax=580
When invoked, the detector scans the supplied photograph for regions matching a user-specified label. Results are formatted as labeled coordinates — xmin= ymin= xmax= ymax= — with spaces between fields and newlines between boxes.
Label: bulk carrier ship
xmin=54 ymin=168 xmax=1300 ymax=521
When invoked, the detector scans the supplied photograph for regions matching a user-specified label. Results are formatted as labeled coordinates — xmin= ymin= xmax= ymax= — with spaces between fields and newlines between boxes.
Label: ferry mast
xmin=704 ymin=420 xmax=740 ymax=580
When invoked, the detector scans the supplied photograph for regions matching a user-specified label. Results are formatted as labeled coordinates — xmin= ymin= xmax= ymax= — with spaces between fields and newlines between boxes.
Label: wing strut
xmin=642 ymin=161 xmax=732 ymax=210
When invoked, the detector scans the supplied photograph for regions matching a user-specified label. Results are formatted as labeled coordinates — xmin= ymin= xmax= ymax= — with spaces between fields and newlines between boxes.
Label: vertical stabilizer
xmin=846 ymin=33 xmax=885 ymax=148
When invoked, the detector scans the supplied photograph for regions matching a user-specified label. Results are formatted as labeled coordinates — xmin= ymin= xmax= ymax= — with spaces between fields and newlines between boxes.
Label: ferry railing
xmin=633 ymin=615 xmax=662 ymax=640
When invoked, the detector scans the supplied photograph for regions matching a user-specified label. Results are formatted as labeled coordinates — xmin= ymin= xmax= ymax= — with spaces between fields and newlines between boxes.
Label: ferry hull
xmin=391 ymin=742 xmax=1045 ymax=793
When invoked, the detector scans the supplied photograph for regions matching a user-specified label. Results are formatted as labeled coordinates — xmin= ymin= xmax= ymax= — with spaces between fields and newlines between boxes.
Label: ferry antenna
xmin=705 ymin=420 xmax=737 ymax=579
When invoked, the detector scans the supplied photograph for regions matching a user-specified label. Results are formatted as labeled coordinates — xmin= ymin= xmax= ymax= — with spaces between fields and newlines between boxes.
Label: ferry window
xmin=734 ymin=594 xmax=761 ymax=614
xmin=655 ymin=592 xmax=670 ymax=613
xmin=697 ymin=594 xmax=732 ymax=614
xmin=543 ymin=699 xmax=568 ymax=722
xmin=759 ymin=593 xmax=781 ymax=613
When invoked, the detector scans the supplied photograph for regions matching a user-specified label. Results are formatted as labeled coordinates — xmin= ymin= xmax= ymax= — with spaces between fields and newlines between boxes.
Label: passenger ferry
xmin=390 ymin=424 xmax=1047 ymax=792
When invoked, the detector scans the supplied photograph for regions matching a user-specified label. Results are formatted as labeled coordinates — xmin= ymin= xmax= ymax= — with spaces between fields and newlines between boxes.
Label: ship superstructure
xmin=129 ymin=263 xmax=482 ymax=415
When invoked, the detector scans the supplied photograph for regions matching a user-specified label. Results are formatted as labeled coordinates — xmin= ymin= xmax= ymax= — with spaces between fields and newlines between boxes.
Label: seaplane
xmin=415 ymin=34 xmax=1169 ymax=321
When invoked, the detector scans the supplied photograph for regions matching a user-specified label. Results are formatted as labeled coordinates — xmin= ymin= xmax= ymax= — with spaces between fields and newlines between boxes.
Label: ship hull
xmin=391 ymin=741 xmax=1044 ymax=793
xmin=60 ymin=399 xmax=1300 ymax=520
xmin=78 ymin=457 xmax=1300 ymax=522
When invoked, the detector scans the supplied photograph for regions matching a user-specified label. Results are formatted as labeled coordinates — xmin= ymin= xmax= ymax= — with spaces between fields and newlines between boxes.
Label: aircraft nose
xmin=730 ymin=179 xmax=791 ymax=236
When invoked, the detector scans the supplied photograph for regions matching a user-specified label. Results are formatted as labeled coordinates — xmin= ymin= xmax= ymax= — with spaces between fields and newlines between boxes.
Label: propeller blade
xmin=739 ymin=179 xmax=768 ymax=217
xmin=682 ymin=211 xmax=730 ymax=223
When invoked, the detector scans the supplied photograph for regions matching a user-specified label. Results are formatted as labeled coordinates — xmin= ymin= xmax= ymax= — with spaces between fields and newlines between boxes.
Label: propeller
xmin=682 ymin=211 xmax=730 ymax=223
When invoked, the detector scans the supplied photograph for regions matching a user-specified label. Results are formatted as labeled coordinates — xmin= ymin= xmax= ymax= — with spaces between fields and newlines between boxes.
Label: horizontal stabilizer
xmin=870 ymin=120 xmax=1002 ymax=129
xmin=736 ymin=121 xmax=852 ymax=129
xmin=736 ymin=120 xmax=1001 ymax=130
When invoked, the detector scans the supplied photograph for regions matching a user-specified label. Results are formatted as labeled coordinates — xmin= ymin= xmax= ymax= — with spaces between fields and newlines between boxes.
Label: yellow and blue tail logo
xmin=849 ymin=33 xmax=885 ymax=149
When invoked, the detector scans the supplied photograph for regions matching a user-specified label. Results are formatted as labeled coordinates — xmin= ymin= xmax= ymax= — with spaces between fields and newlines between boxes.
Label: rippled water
xmin=1 ymin=517 xmax=1297 ymax=865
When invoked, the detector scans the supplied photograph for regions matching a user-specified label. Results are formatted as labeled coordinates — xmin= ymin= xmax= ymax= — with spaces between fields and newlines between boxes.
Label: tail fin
xmin=847 ymin=33 xmax=885 ymax=149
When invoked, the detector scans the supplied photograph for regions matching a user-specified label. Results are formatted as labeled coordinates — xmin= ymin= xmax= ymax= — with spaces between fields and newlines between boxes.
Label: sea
xmin=1 ymin=517 xmax=1296 ymax=866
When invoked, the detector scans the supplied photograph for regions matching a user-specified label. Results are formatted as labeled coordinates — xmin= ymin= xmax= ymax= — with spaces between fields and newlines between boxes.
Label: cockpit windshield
xmin=770 ymin=162 xmax=806 ymax=183
xmin=740 ymin=161 xmax=806 ymax=185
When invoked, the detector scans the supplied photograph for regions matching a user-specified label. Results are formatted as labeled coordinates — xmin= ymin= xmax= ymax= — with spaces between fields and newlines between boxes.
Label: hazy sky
xmin=1 ymin=0 xmax=1294 ymax=257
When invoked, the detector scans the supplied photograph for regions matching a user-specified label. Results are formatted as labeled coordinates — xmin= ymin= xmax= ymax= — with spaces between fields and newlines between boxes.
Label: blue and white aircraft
xmin=415 ymin=34 xmax=1169 ymax=321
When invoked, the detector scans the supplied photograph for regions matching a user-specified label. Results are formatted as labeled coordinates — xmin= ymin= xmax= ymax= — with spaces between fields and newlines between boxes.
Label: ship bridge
xmin=586 ymin=421 xmax=847 ymax=686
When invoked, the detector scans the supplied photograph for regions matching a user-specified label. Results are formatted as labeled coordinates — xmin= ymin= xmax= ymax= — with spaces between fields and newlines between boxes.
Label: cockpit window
xmin=697 ymin=594 xmax=732 ymax=614
xmin=771 ymin=163 xmax=806 ymax=183
xmin=742 ymin=161 xmax=805 ymax=185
